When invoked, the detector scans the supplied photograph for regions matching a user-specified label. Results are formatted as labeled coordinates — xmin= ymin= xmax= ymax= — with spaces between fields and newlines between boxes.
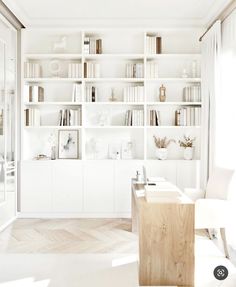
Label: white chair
xmin=185 ymin=167 xmax=234 ymax=258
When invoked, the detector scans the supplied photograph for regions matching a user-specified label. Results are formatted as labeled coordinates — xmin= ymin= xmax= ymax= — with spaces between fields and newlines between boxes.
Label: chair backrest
xmin=205 ymin=167 xmax=234 ymax=200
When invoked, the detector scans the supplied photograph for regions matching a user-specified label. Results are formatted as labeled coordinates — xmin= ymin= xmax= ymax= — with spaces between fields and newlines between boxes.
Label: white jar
xmin=156 ymin=148 xmax=168 ymax=160
xmin=183 ymin=147 xmax=193 ymax=160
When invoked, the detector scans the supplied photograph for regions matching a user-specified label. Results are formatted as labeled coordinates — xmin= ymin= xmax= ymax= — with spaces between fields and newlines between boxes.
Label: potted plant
xmin=153 ymin=136 xmax=175 ymax=160
xmin=179 ymin=135 xmax=195 ymax=160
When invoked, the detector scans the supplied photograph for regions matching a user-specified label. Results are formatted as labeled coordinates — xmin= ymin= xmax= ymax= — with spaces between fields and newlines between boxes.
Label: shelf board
xmin=84 ymin=102 xmax=144 ymax=105
xmin=147 ymin=102 xmax=202 ymax=106
xmin=25 ymin=53 xmax=82 ymax=59
xmin=24 ymin=126 xmax=82 ymax=130
xmin=84 ymin=78 xmax=145 ymax=83
xmin=84 ymin=54 xmax=145 ymax=60
xmin=146 ymin=53 xmax=201 ymax=59
xmin=85 ymin=126 xmax=144 ymax=129
xmin=147 ymin=126 xmax=201 ymax=129
xmin=146 ymin=78 xmax=201 ymax=82
xmin=24 ymin=102 xmax=82 ymax=106
xmin=24 ymin=78 xmax=83 ymax=82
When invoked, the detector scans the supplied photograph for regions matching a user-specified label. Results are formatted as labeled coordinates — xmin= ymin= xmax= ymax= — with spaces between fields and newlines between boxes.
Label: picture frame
xmin=121 ymin=141 xmax=133 ymax=159
xmin=58 ymin=130 xmax=79 ymax=159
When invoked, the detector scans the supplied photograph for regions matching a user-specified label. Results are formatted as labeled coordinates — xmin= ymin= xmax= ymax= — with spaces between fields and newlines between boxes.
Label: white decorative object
xmin=53 ymin=36 xmax=67 ymax=52
xmin=182 ymin=68 xmax=188 ymax=78
xmin=109 ymin=143 xmax=121 ymax=159
xmin=183 ymin=147 xmax=193 ymax=160
xmin=121 ymin=141 xmax=133 ymax=159
xmin=97 ymin=112 xmax=110 ymax=126
xmin=191 ymin=60 xmax=197 ymax=78
xmin=156 ymin=148 xmax=168 ymax=160
xmin=49 ymin=59 xmax=61 ymax=77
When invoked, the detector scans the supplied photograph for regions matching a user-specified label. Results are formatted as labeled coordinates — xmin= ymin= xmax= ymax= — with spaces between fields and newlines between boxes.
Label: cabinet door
xmin=20 ymin=161 xmax=52 ymax=212
xmin=52 ymin=161 xmax=83 ymax=212
xmin=176 ymin=160 xmax=200 ymax=191
xmin=84 ymin=161 xmax=114 ymax=213
xmin=114 ymin=161 xmax=143 ymax=214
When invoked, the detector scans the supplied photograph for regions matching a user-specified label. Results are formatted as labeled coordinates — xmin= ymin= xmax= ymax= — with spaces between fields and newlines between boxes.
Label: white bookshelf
xmin=21 ymin=28 xmax=202 ymax=162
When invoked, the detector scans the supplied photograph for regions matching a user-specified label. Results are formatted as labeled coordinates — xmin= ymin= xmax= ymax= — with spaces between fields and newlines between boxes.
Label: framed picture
xmin=58 ymin=130 xmax=79 ymax=159
xmin=121 ymin=141 xmax=133 ymax=159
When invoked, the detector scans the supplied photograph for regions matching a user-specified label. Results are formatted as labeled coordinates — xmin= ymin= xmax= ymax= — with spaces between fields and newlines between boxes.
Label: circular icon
xmin=214 ymin=265 xmax=228 ymax=280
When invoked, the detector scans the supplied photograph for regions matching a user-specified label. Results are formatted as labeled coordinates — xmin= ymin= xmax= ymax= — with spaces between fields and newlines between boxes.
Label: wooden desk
xmin=132 ymin=180 xmax=195 ymax=287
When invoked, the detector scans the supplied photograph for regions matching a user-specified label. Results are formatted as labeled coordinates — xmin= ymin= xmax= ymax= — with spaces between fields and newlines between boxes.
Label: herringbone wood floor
xmin=0 ymin=219 xmax=138 ymax=253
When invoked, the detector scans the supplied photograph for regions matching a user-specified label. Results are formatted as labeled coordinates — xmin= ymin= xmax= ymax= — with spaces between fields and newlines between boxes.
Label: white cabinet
xmin=114 ymin=161 xmax=143 ymax=214
xmin=146 ymin=160 xmax=177 ymax=184
xmin=176 ymin=160 xmax=200 ymax=191
xmin=83 ymin=161 xmax=114 ymax=213
xmin=21 ymin=161 xmax=52 ymax=212
xmin=52 ymin=161 xmax=83 ymax=212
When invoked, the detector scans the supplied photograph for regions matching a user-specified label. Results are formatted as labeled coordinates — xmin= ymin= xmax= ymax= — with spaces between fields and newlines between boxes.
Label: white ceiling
xmin=3 ymin=0 xmax=232 ymax=28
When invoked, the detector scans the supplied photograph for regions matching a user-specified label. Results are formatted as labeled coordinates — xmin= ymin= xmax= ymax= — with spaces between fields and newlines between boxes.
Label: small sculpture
xmin=53 ymin=36 xmax=67 ymax=52
xmin=182 ymin=68 xmax=188 ymax=78
xmin=159 ymin=84 xmax=166 ymax=102
xmin=109 ymin=88 xmax=117 ymax=102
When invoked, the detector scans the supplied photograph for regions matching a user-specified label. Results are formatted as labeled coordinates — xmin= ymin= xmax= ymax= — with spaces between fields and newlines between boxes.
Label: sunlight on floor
xmin=112 ymin=254 xmax=138 ymax=267
xmin=0 ymin=278 xmax=50 ymax=287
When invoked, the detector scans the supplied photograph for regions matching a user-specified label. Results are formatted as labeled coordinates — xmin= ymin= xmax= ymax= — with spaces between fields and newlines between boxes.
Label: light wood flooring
xmin=0 ymin=219 xmax=138 ymax=253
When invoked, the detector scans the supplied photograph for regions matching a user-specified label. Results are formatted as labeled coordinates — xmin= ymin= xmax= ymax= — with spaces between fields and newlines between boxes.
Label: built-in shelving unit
xmin=21 ymin=28 xmax=202 ymax=162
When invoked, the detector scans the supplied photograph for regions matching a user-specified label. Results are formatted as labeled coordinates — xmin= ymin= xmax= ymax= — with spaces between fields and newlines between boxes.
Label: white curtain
xmin=200 ymin=21 xmax=221 ymax=190
xmin=216 ymin=10 xmax=236 ymax=248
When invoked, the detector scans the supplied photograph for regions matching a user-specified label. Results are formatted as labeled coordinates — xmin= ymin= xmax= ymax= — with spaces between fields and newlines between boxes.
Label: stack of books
xmin=24 ymin=62 xmax=41 ymax=78
xmin=183 ymin=85 xmax=201 ymax=102
xmin=175 ymin=107 xmax=201 ymax=126
xmin=146 ymin=62 xmax=159 ymax=78
xmin=58 ymin=108 xmax=82 ymax=126
xmin=149 ymin=109 xmax=161 ymax=126
xmin=25 ymin=108 xmax=40 ymax=126
xmin=123 ymin=86 xmax=144 ymax=102
xmin=72 ymin=83 xmax=82 ymax=102
xmin=68 ymin=63 xmax=82 ymax=78
xmin=124 ymin=110 xmax=144 ymax=126
xmin=83 ymin=37 xmax=102 ymax=54
xmin=84 ymin=62 xmax=100 ymax=78
xmin=126 ymin=63 xmax=144 ymax=78
xmin=24 ymin=85 xmax=44 ymax=102
xmin=146 ymin=36 xmax=162 ymax=54
xmin=85 ymin=86 xmax=98 ymax=102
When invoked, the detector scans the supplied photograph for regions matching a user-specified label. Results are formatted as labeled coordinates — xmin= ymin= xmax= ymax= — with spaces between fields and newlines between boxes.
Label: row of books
xmin=148 ymin=109 xmax=161 ymax=126
xmin=84 ymin=37 xmax=102 ymax=54
xmin=126 ymin=63 xmax=144 ymax=78
xmin=84 ymin=62 xmax=100 ymax=78
xmin=68 ymin=63 xmax=82 ymax=78
xmin=146 ymin=36 xmax=162 ymax=54
xmin=85 ymin=86 xmax=98 ymax=102
xmin=123 ymin=86 xmax=144 ymax=102
xmin=175 ymin=107 xmax=201 ymax=126
xmin=146 ymin=62 xmax=159 ymax=78
xmin=183 ymin=85 xmax=201 ymax=102
xmin=25 ymin=85 xmax=44 ymax=102
xmin=72 ymin=83 xmax=82 ymax=102
xmin=24 ymin=62 xmax=41 ymax=78
xmin=58 ymin=109 xmax=82 ymax=126
xmin=25 ymin=108 xmax=40 ymax=126
xmin=124 ymin=110 xmax=144 ymax=126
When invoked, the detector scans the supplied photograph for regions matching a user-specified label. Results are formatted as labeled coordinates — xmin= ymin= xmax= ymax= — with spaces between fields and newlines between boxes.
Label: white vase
xmin=156 ymin=148 xmax=168 ymax=160
xmin=183 ymin=147 xmax=193 ymax=160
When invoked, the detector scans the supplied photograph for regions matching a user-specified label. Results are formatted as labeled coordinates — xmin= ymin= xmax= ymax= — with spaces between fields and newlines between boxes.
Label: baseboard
xmin=17 ymin=212 xmax=131 ymax=219
xmin=0 ymin=216 xmax=17 ymax=232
